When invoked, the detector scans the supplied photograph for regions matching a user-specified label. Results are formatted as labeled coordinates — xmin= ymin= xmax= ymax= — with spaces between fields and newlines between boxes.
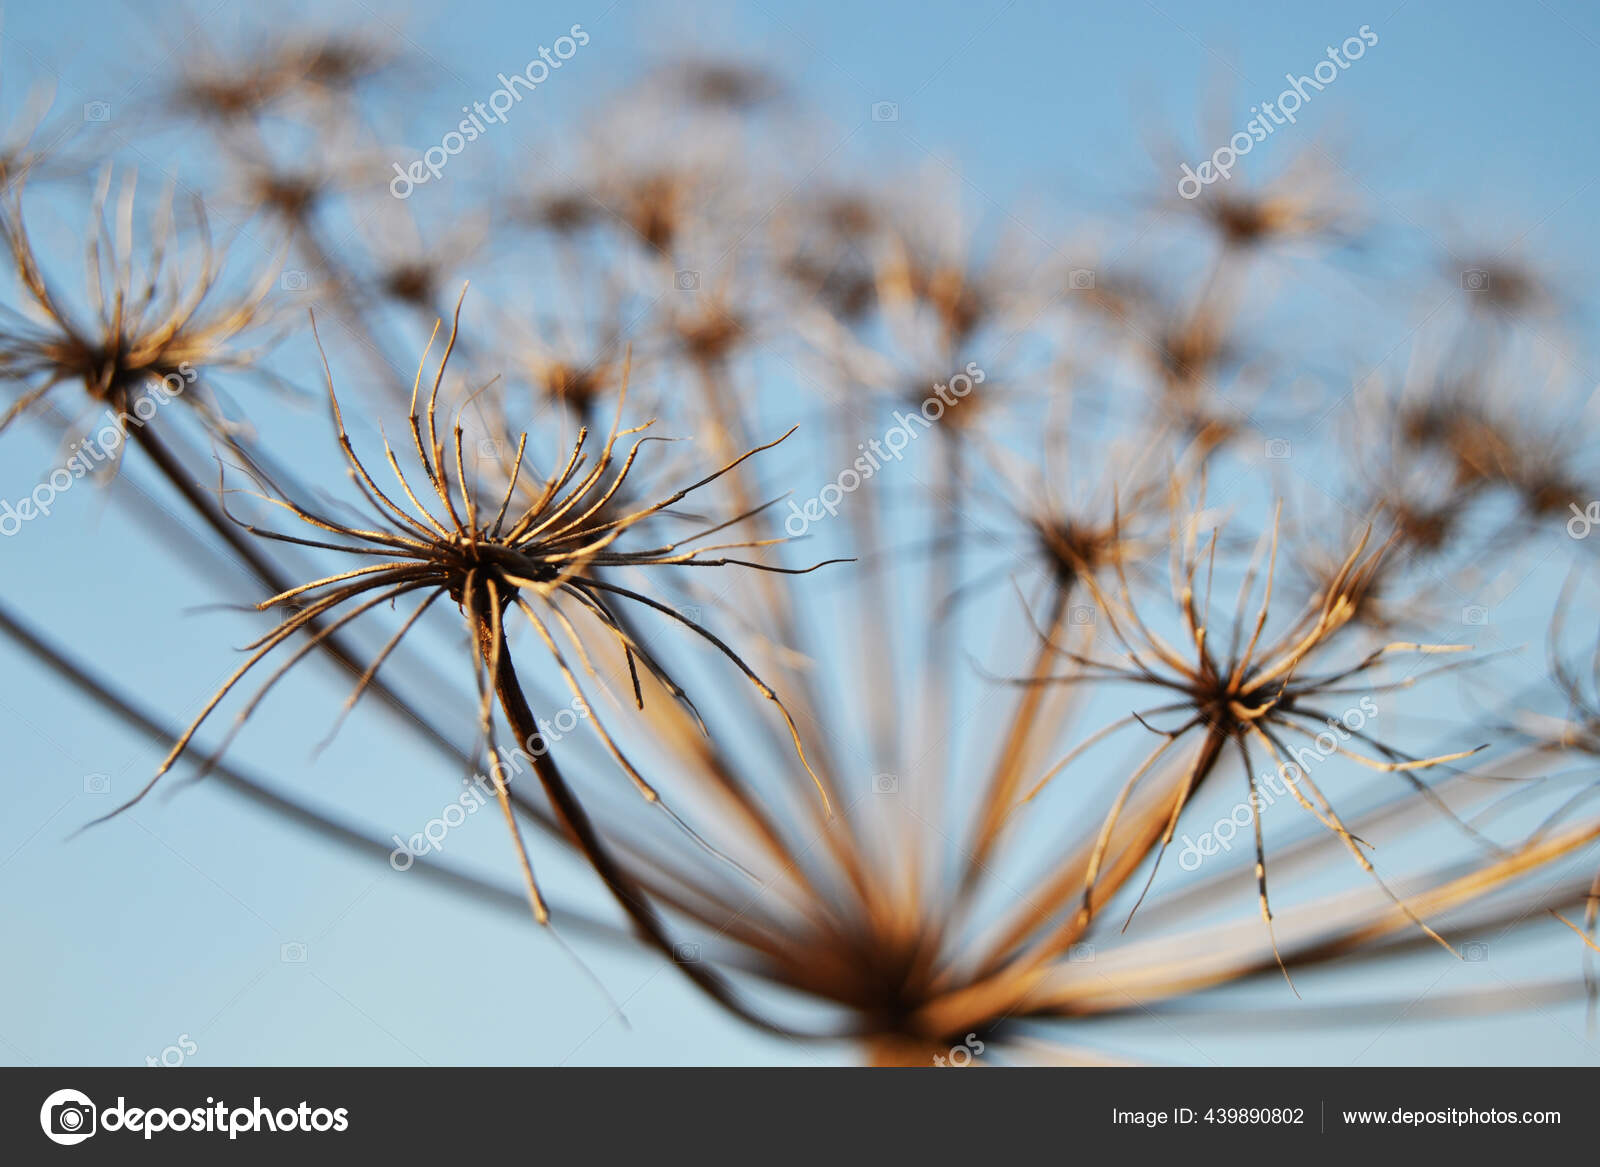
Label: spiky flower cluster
xmin=0 ymin=24 xmax=1597 ymax=1066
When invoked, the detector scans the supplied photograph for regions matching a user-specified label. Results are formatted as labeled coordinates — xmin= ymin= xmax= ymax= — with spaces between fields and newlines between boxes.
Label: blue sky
xmin=3 ymin=0 xmax=1600 ymax=1067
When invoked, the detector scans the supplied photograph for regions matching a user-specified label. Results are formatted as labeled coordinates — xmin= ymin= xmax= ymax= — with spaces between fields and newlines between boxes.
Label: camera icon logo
xmin=280 ymin=270 xmax=309 ymax=292
xmin=1264 ymin=438 xmax=1292 ymax=460
xmin=672 ymin=942 xmax=701 ymax=964
xmin=1068 ymin=943 xmax=1096 ymax=963
xmin=1461 ymin=605 xmax=1489 ymax=626
xmin=871 ymin=101 xmax=898 ymax=122
xmin=1068 ymin=605 xmax=1096 ymax=626
xmin=1461 ymin=269 xmax=1491 ymax=291
xmin=1067 ymin=268 xmax=1096 ymax=290
xmin=872 ymin=772 xmax=898 ymax=795
xmin=477 ymin=438 xmax=504 ymax=458
xmin=83 ymin=773 xmax=110 ymax=794
xmin=280 ymin=941 xmax=308 ymax=963
xmin=1462 ymin=941 xmax=1489 ymax=962
xmin=83 ymin=101 xmax=111 ymax=123
xmin=40 ymin=1088 xmax=97 ymax=1145
xmin=674 ymin=269 xmax=700 ymax=291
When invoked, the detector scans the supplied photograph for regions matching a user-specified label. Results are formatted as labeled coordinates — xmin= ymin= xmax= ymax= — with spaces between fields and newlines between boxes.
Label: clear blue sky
xmin=3 ymin=0 xmax=1600 ymax=1066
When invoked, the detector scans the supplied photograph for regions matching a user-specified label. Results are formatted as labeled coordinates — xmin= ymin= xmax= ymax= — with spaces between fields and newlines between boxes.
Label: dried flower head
xmin=0 ymin=169 xmax=275 ymax=440
xmin=651 ymin=57 xmax=784 ymax=111
xmin=1014 ymin=497 xmax=1490 ymax=977
xmin=120 ymin=300 xmax=841 ymax=933
xmin=162 ymin=26 xmax=392 ymax=126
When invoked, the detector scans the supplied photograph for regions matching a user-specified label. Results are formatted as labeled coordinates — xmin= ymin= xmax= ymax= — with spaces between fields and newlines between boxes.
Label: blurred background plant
xmin=3 ymin=0 xmax=1600 ymax=1066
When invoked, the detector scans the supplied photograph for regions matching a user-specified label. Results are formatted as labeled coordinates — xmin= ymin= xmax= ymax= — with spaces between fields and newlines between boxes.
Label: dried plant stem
xmin=840 ymin=426 xmax=901 ymax=774
xmin=689 ymin=355 xmax=813 ymax=675
xmin=921 ymin=432 xmax=963 ymax=812
xmin=286 ymin=221 xmax=416 ymax=403
xmin=959 ymin=583 xmax=1071 ymax=897
xmin=477 ymin=612 xmax=813 ymax=1039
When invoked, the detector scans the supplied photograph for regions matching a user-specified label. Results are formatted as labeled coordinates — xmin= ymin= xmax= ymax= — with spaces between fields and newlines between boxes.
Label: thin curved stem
xmin=479 ymin=610 xmax=827 ymax=1041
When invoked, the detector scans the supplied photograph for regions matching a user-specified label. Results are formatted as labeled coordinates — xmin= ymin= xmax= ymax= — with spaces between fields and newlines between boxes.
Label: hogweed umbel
xmin=101 ymin=295 xmax=848 ymax=1028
